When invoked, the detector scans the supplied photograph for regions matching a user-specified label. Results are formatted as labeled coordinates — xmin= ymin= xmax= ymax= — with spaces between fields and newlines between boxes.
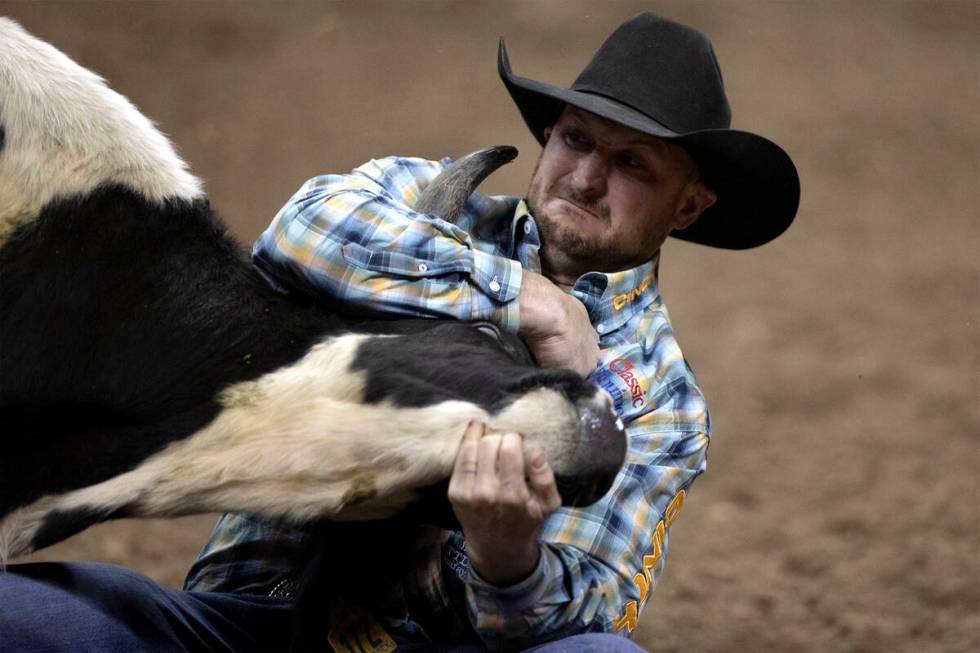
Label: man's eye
xmin=620 ymin=154 xmax=644 ymax=169
xmin=563 ymin=131 xmax=590 ymax=150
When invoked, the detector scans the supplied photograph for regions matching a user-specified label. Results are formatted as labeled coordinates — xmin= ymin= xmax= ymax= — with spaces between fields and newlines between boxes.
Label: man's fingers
xmin=497 ymin=433 xmax=528 ymax=500
xmin=473 ymin=433 xmax=503 ymax=498
xmin=528 ymin=330 xmax=600 ymax=377
xmin=449 ymin=421 xmax=484 ymax=497
xmin=578 ymin=343 xmax=601 ymax=377
xmin=526 ymin=446 xmax=562 ymax=514
xmin=454 ymin=421 xmax=484 ymax=474
xmin=518 ymin=270 xmax=601 ymax=377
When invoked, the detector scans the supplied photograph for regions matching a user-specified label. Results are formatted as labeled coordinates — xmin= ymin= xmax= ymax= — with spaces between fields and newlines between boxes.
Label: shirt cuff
xmin=470 ymin=248 xmax=522 ymax=332
xmin=466 ymin=544 xmax=551 ymax=612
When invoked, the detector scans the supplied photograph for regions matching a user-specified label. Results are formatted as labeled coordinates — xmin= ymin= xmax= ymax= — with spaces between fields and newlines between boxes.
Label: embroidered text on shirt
xmin=612 ymin=273 xmax=654 ymax=311
xmin=615 ymin=490 xmax=686 ymax=633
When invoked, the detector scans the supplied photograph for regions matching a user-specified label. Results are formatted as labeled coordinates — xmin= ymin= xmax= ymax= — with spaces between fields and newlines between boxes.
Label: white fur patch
xmin=0 ymin=19 xmax=203 ymax=244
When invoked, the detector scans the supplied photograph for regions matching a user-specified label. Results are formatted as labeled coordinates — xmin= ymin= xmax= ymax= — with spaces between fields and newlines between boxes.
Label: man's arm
xmin=254 ymin=156 xmax=599 ymax=375
xmin=457 ymin=318 xmax=711 ymax=648
xmin=462 ymin=424 xmax=708 ymax=645
xmin=448 ymin=423 xmax=563 ymax=587
xmin=252 ymin=156 xmax=523 ymax=328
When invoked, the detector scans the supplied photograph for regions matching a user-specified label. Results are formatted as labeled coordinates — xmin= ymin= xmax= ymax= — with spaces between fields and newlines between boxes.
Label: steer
xmin=0 ymin=19 xmax=626 ymax=565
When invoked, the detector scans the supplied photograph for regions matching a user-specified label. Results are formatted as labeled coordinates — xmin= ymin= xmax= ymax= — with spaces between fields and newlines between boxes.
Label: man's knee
xmin=1 ymin=563 xmax=144 ymax=650
xmin=1 ymin=561 xmax=296 ymax=652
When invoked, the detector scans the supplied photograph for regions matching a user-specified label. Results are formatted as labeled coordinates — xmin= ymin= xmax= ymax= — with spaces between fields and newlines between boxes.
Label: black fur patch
xmin=31 ymin=505 xmax=126 ymax=551
xmin=0 ymin=124 xmax=5 ymax=152
xmin=351 ymin=322 xmax=593 ymax=412
xmin=0 ymin=185 xmax=339 ymax=517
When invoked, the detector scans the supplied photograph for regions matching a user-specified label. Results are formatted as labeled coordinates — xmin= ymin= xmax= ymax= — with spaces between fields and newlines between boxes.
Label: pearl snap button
xmin=489 ymin=277 xmax=502 ymax=293
xmin=417 ymin=263 xmax=428 ymax=272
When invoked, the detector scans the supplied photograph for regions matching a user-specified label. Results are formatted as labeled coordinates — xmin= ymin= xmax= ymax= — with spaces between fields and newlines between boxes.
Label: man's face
xmin=526 ymin=107 xmax=712 ymax=282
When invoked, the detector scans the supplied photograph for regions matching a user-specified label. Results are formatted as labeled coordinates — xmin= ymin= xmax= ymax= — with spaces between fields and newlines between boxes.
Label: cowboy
xmin=183 ymin=10 xmax=799 ymax=652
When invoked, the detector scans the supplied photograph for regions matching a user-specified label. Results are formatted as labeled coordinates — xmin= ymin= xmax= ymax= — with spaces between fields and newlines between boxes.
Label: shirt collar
xmin=572 ymin=255 xmax=661 ymax=333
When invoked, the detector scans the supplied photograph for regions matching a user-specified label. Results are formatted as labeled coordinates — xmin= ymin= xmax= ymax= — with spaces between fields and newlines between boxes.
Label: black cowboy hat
xmin=499 ymin=12 xmax=800 ymax=249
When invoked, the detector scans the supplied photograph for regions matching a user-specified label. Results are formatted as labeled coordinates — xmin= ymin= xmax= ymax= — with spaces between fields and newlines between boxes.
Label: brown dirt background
xmin=4 ymin=1 xmax=978 ymax=651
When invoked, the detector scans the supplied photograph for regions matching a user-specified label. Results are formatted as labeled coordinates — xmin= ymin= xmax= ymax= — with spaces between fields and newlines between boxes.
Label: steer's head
xmin=349 ymin=319 xmax=627 ymax=515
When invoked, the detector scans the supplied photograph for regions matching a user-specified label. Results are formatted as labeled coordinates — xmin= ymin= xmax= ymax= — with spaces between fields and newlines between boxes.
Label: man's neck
xmin=538 ymin=247 xmax=585 ymax=291
xmin=542 ymin=268 xmax=577 ymax=292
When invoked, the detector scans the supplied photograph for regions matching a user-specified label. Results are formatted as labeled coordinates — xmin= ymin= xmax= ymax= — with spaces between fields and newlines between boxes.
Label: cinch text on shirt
xmin=615 ymin=489 xmax=686 ymax=633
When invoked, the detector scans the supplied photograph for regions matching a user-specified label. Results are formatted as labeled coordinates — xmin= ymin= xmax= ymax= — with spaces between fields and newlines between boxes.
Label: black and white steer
xmin=0 ymin=19 xmax=626 ymax=565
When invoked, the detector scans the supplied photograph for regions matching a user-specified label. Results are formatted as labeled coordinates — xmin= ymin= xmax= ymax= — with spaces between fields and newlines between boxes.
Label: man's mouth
xmin=555 ymin=196 xmax=606 ymax=224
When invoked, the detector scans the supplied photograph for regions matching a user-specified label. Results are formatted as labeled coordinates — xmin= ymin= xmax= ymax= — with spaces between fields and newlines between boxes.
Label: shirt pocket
xmin=341 ymin=241 xmax=468 ymax=279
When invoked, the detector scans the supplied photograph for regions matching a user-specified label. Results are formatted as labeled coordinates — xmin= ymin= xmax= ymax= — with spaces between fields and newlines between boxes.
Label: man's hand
xmin=448 ymin=421 xmax=562 ymax=586
xmin=518 ymin=270 xmax=600 ymax=377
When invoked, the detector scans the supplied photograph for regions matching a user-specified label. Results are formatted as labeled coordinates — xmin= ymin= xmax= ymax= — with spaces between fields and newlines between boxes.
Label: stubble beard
xmin=526 ymin=176 xmax=664 ymax=279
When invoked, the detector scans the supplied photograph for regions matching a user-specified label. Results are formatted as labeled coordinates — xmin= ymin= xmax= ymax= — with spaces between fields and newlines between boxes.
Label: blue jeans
xmin=0 ymin=562 xmax=647 ymax=652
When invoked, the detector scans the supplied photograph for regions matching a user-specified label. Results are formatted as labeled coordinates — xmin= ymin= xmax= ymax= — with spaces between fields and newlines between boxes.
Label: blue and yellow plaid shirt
xmin=184 ymin=157 xmax=710 ymax=648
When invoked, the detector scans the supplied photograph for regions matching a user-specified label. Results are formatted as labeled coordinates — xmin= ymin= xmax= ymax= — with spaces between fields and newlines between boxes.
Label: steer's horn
xmin=414 ymin=145 xmax=518 ymax=223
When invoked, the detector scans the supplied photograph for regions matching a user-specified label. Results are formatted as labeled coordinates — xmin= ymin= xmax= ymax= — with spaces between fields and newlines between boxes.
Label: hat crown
xmin=572 ymin=13 xmax=731 ymax=133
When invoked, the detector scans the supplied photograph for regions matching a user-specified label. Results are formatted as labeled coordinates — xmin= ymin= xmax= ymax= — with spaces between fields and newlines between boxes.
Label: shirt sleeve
xmin=251 ymin=156 xmax=523 ymax=331
xmin=183 ymin=513 xmax=314 ymax=595
xmin=460 ymin=321 xmax=711 ymax=648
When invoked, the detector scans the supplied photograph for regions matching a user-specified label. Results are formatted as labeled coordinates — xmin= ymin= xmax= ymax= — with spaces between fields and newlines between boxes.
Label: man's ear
xmin=543 ymin=126 xmax=554 ymax=141
xmin=673 ymin=181 xmax=717 ymax=230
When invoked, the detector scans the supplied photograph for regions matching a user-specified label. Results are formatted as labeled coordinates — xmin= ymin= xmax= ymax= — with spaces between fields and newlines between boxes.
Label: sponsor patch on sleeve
xmin=592 ymin=355 xmax=647 ymax=418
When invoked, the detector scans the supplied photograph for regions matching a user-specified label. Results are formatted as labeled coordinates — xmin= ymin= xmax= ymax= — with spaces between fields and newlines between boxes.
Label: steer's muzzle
xmin=555 ymin=389 xmax=627 ymax=508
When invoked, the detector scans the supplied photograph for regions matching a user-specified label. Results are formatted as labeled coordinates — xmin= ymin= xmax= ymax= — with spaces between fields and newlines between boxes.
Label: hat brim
xmin=498 ymin=39 xmax=800 ymax=250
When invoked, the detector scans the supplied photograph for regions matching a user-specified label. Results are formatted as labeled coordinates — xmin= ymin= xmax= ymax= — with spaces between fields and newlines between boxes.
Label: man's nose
xmin=571 ymin=154 xmax=608 ymax=198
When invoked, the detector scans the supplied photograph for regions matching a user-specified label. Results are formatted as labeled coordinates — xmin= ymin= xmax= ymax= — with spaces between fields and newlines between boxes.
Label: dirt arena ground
xmin=3 ymin=1 xmax=977 ymax=651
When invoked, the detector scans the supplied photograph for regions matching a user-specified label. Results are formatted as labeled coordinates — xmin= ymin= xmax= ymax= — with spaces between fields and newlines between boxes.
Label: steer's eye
xmin=472 ymin=321 xmax=502 ymax=342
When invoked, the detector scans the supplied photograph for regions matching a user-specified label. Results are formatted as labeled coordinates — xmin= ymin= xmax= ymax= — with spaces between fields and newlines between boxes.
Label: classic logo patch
xmin=594 ymin=357 xmax=646 ymax=416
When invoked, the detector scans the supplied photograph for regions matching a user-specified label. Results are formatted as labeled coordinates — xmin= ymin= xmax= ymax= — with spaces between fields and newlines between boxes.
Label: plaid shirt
xmin=184 ymin=157 xmax=710 ymax=648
